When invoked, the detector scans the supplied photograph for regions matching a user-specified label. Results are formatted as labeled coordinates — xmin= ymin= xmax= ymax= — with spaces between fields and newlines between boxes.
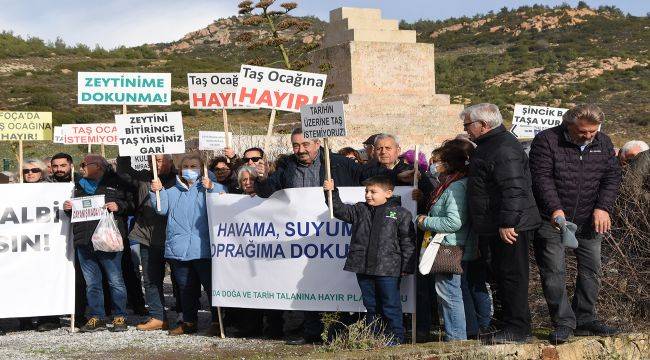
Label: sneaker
xmin=549 ymin=325 xmax=573 ymax=345
xmin=79 ymin=317 xmax=106 ymax=333
xmin=136 ymin=318 xmax=168 ymax=331
xmin=109 ymin=317 xmax=127 ymax=332
xmin=485 ymin=329 xmax=531 ymax=344
xmin=285 ymin=335 xmax=322 ymax=345
xmin=575 ymin=321 xmax=620 ymax=337
xmin=168 ymin=322 xmax=197 ymax=336
xmin=36 ymin=322 xmax=61 ymax=332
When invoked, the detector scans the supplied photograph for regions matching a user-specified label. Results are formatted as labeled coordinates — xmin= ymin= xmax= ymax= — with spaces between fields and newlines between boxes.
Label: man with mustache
xmin=47 ymin=153 xmax=78 ymax=183
xmin=529 ymin=104 xmax=622 ymax=344
xmin=253 ymin=127 xmax=391 ymax=345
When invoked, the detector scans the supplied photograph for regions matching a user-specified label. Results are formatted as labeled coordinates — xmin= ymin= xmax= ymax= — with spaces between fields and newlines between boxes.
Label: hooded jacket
xmin=329 ymin=189 xmax=416 ymax=277
xmin=150 ymin=176 xmax=225 ymax=261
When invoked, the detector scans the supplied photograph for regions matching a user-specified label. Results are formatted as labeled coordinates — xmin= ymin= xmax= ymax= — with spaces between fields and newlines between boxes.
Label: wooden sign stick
xmin=18 ymin=140 xmax=24 ymax=183
xmin=324 ymin=138 xmax=334 ymax=219
xmin=411 ymin=144 xmax=419 ymax=345
xmin=264 ymin=108 xmax=276 ymax=154
xmin=222 ymin=108 xmax=230 ymax=163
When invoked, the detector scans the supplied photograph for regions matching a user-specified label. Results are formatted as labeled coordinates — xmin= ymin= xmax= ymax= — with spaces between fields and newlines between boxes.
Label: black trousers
xmin=481 ymin=230 xmax=534 ymax=334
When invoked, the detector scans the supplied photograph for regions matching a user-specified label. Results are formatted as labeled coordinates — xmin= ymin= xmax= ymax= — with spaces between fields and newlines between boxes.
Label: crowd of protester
xmin=0 ymin=103 xmax=648 ymax=347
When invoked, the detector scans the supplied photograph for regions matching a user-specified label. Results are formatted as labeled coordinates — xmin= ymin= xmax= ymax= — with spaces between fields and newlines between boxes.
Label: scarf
xmin=79 ymin=177 xmax=99 ymax=195
xmin=427 ymin=172 xmax=465 ymax=209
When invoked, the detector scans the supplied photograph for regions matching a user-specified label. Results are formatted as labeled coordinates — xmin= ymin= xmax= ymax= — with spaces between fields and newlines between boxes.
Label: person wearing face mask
xmin=150 ymin=153 xmax=225 ymax=336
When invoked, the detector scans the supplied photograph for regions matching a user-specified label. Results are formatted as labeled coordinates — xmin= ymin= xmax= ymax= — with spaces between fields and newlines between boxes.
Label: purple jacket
xmin=529 ymin=124 xmax=621 ymax=226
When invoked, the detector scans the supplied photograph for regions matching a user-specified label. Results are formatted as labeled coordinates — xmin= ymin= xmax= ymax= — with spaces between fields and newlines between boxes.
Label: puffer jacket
xmin=419 ymin=178 xmax=478 ymax=261
xmin=467 ymin=124 xmax=542 ymax=234
xmin=529 ymin=124 xmax=621 ymax=226
xmin=329 ymin=189 xmax=416 ymax=277
xmin=151 ymin=177 xmax=225 ymax=261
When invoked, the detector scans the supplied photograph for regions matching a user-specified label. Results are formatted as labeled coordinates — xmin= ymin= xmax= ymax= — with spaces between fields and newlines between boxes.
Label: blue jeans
xmin=141 ymin=245 xmax=166 ymax=321
xmin=435 ymin=273 xmax=466 ymax=341
xmin=77 ymin=245 xmax=127 ymax=319
xmin=169 ymin=258 xmax=216 ymax=323
xmin=356 ymin=274 xmax=404 ymax=343
xmin=461 ymin=260 xmax=492 ymax=336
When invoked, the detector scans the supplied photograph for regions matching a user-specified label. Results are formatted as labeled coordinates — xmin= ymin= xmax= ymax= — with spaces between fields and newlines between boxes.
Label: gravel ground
xmin=0 ymin=275 xmax=312 ymax=360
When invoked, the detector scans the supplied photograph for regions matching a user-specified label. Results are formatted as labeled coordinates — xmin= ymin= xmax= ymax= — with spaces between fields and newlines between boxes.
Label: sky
xmin=0 ymin=0 xmax=647 ymax=49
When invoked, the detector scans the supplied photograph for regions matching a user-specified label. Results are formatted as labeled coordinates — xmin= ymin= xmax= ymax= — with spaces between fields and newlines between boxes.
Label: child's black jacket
xmin=329 ymin=188 xmax=416 ymax=277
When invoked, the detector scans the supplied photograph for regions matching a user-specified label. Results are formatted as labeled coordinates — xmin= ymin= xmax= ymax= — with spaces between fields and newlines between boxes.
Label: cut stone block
xmin=330 ymin=7 xmax=382 ymax=22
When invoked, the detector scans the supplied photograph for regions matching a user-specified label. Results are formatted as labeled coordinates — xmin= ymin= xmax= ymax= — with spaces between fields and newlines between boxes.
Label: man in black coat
xmin=254 ymin=128 xmax=389 ymax=198
xmin=253 ymin=128 xmax=390 ymax=345
xmin=529 ymin=104 xmax=622 ymax=344
xmin=116 ymin=155 xmax=177 ymax=331
xmin=463 ymin=103 xmax=541 ymax=344
xmin=63 ymin=154 xmax=133 ymax=333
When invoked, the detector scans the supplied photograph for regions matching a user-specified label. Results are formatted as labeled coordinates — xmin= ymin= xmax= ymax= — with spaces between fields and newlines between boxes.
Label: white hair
xmin=459 ymin=103 xmax=503 ymax=128
xmin=237 ymin=165 xmax=258 ymax=186
xmin=23 ymin=158 xmax=47 ymax=173
xmin=374 ymin=133 xmax=400 ymax=146
xmin=620 ymin=140 xmax=649 ymax=158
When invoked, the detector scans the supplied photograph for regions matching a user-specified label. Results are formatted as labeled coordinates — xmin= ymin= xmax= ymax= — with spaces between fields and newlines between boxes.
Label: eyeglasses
xmin=463 ymin=120 xmax=482 ymax=129
xmin=80 ymin=162 xmax=98 ymax=168
xmin=23 ymin=168 xmax=42 ymax=174
xmin=243 ymin=157 xmax=262 ymax=163
xmin=214 ymin=168 xmax=230 ymax=173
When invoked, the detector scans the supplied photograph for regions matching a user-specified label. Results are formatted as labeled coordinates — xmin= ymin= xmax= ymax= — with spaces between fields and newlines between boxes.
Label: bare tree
xmin=237 ymin=0 xmax=315 ymax=70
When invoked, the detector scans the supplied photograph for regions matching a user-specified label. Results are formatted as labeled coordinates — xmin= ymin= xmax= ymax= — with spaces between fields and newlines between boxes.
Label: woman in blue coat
xmin=150 ymin=153 xmax=225 ymax=336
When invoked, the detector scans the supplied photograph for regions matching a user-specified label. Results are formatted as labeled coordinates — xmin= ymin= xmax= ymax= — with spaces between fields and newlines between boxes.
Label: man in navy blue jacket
xmin=529 ymin=104 xmax=622 ymax=344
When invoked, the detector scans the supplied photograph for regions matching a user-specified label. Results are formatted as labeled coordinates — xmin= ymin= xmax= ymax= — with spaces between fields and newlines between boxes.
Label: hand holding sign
xmin=300 ymin=101 xmax=346 ymax=219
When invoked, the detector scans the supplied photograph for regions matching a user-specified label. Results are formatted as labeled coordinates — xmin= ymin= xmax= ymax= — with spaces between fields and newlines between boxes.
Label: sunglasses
xmin=243 ymin=157 xmax=262 ymax=163
xmin=80 ymin=162 xmax=98 ymax=168
xmin=23 ymin=168 xmax=42 ymax=174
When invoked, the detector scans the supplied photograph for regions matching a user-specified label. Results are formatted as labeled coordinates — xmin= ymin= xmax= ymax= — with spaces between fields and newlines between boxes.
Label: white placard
xmin=61 ymin=123 xmax=118 ymax=145
xmin=130 ymin=156 xmax=150 ymax=171
xmin=115 ymin=112 xmax=185 ymax=156
xmin=0 ymin=183 xmax=75 ymax=318
xmin=511 ymin=104 xmax=568 ymax=139
xmin=78 ymin=72 xmax=171 ymax=105
xmin=235 ymin=65 xmax=326 ymax=113
xmin=300 ymin=101 xmax=346 ymax=139
xmin=71 ymin=195 xmax=105 ymax=223
xmin=53 ymin=126 xmax=64 ymax=144
xmin=188 ymin=73 xmax=252 ymax=109
xmin=198 ymin=131 xmax=233 ymax=151
xmin=208 ymin=187 xmax=416 ymax=312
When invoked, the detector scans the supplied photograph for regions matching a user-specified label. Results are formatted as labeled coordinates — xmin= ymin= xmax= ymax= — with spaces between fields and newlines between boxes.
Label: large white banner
xmin=115 ymin=112 xmax=185 ymax=156
xmin=208 ymin=187 xmax=416 ymax=313
xmin=0 ymin=183 xmax=75 ymax=318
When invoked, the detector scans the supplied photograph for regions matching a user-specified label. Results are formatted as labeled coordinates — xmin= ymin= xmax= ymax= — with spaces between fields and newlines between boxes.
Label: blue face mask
xmin=429 ymin=162 xmax=442 ymax=177
xmin=181 ymin=169 xmax=200 ymax=182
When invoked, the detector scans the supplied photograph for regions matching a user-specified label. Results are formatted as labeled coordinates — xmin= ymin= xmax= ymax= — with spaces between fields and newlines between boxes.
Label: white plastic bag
xmin=91 ymin=209 xmax=124 ymax=252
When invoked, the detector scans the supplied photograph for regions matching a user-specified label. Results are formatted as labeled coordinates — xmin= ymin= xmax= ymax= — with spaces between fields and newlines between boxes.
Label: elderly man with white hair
xmin=462 ymin=103 xmax=542 ymax=344
xmin=618 ymin=140 xmax=649 ymax=165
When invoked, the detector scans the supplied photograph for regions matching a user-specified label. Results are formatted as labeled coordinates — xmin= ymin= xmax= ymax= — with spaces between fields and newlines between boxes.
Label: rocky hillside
xmin=0 ymin=3 xmax=648 ymax=162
